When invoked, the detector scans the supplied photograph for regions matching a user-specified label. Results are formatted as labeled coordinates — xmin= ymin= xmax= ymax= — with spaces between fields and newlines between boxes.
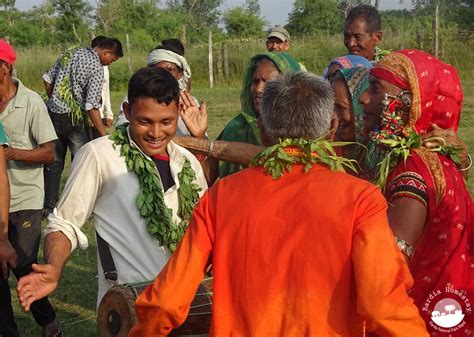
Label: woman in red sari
xmin=359 ymin=50 xmax=473 ymax=336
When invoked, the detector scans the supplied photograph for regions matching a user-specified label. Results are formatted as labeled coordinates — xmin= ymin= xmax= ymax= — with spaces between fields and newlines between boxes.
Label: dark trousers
xmin=0 ymin=210 xmax=56 ymax=337
xmin=43 ymin=112 xmax=90 ymax=211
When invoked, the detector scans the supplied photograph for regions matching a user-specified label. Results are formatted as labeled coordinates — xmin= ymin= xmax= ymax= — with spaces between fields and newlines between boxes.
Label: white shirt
xmin=99 ymin=66 xmax=113 ymax=120
xmin=44 ymin=132 xmax=208 ymax=305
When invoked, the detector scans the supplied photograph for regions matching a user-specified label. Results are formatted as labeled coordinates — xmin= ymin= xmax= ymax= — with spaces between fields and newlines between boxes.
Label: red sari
xmin=374 ymin=50 xmax=473 ymax=336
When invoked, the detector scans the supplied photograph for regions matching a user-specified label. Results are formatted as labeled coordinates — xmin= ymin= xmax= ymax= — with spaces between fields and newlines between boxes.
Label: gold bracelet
xmin=460 ymin=154 xmax=472 ymax=172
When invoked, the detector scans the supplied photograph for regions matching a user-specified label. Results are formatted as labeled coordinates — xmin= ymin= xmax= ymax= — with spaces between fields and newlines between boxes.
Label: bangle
xmin=207 ymin=140 xmax=214 ymax=156
xmin=460 ymin=154 xmax=472 ymax=172
xmin=394 ymin=237 xmax=414 ymax=259
xmin=194 ymin=153 xmax=207 ymax=161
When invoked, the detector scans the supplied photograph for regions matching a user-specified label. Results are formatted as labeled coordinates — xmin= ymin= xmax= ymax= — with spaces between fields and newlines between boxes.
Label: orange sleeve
xmin=129 ymin=191 xmax=214 ymax=337
xmin=351 ymin=185 xmax=429 ymax=337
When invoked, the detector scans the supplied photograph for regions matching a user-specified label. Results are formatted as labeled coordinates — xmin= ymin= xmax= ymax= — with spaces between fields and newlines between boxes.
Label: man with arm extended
xmin=0 ymin=40 xmax=60 ymax=337
xmin=43 ymin=37 xmax=123 ymax=216
xmin=129 ymin=71 xmax=429 ymax=337
xmin=17 ymin=67 xmax=207 ymax=315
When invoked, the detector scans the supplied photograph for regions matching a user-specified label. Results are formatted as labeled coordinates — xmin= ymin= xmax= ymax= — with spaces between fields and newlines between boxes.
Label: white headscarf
xmin=147 ymin=49 xmax=191 ymax=91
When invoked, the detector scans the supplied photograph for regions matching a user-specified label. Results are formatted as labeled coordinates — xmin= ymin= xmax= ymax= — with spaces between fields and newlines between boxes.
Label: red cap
xmin=0 ymin=39 xmax=16 ymax=65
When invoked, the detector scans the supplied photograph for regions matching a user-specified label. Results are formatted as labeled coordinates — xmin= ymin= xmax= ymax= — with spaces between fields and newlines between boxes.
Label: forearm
xmin=173 ymin=136 xmax=263 ymax=165
xmin=0 ymin=148 xmax=9 ymax=233
xmin=5 ymin=142 xmax=54 ymax=164
xmin=44 ymin=81 xmax=53 ymax=98
xmin=88 ymin=108 xmax=107 ymax=136
xmin=44 ymin=232 xmax=72 ymax=271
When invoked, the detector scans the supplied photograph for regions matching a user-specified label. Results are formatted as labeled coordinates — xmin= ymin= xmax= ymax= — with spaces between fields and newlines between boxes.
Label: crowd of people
xmin=0 ymin=4 xmax=472 ymax=337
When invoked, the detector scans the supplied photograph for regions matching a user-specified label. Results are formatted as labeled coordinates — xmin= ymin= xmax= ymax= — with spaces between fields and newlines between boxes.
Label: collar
xmin=8 ymin=78 xmax=26 ymax=109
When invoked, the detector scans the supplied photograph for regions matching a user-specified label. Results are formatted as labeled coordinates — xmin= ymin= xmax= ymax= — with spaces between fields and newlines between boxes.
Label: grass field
xmin=8 ymin=78 xmax=474 ymax=336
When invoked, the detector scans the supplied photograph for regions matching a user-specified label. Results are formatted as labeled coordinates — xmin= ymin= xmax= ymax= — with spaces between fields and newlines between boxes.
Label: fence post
xmin=126 ymin=33 xmax=132 ymax=75
xmin=208 ymin=30 xmax=214 ymax=89
xmin=223 ymin=43 xmax=229 ymax=82
xmin=217 ymin=44 xmax=223 ymax=80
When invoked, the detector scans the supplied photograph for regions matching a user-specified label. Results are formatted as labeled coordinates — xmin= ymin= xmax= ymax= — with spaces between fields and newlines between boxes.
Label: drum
xmin=97 ymin=277 xmax=213 ymax=337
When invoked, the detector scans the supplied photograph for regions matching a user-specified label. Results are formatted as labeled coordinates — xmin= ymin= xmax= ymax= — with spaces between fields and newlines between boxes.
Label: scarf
xmin=323 ymin=55 xmax=372 ymax=79
xmin=147 ymin=49 xmax=191 ymax=91
xmin=218 ymin=52 xmax=301 ymax=177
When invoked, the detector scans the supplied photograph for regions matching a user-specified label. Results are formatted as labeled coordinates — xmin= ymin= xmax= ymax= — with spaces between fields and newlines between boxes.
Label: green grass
xmin=9 ymin=80 xmax=474 ymax=336
xmin=5 ymin=16 xmax=473 ymax=335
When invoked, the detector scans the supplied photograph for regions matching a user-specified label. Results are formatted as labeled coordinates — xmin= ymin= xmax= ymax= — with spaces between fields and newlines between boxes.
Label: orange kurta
xmin=129 ymin=164 xmax=429 ymax=337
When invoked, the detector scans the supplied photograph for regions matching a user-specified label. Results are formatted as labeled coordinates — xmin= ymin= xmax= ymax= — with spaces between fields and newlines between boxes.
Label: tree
xmin=287 ymin=0 xmax=343 ymax=36
xmin=246 ymin=0 xmax=261 ymax=14
xmin=52 ymin=0 xmax=92 ymax=43
xmin=95 ymin=0 xmax=122 ymax=35
xmin=0 ymin=0 xmax=16 ymax=38
xmin=223 ymin=5 xmax=267 ymax=38
xmin=166 ymin=0 xmax=223 ymax=43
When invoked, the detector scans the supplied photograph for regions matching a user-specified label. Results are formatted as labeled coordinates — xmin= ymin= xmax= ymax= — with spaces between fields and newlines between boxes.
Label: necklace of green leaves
xmin=110 ymin=125 xmax=202 ymax=252
xmin=251 ymin=137 xmax=357 ymax=179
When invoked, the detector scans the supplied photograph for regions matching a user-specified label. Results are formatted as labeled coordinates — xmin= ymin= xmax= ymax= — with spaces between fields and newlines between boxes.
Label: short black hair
xmin=345 ymin=4 xmax=382 ymax=33
xmin=97 ymin=37 xmax=124 ymax=57
xmin=91 ymin=35 xmax=107 ymax=48
xmin=153 ymin=38 xmax=185 ymax=56
xmin=128 ymin=67 xmax=180 ymax=107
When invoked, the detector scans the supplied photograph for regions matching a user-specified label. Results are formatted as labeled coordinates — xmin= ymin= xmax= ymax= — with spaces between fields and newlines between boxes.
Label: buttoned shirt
xmin=44 ymin=133 xmax=208 ymax=305
xmin=45 ymin=47 xmax=104 ymax=115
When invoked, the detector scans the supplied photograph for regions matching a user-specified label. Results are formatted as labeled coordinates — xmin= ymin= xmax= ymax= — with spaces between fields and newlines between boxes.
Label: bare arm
xmin=4 ymin=141 xmax=54 ymax=164
xmin=44 ymin=81 xmax=53 ymax=99
xmin=17 ymin=231 xmax=72 ymax=311
xmin=0 ymin=145 xmax=16 ymax=279
xmin=173 ymin=136 xmax=263 ymax=165
xmin=88 ymin=108 xmax=107 ymax=137
xmin=387 ymin=197 xmax=427 ymax=262
xmin=0 ymin=146 xmax=9 ymax=229
xmin=173 ymin=136 xmax=263 ymax=186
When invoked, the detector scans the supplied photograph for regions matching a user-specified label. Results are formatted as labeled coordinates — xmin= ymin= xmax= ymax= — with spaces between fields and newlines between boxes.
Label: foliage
xmin=52 ymin=0 xmax=92 ymax=43
xmin=110 ymin=125 xmax=202 ymax=252
xmin=251 ymin=138 xmax=357 ymax=179
xmin=287 ymin=0 xmax=344 ymax=36
xmin=223 ymin=6 xmax=267 ymax=39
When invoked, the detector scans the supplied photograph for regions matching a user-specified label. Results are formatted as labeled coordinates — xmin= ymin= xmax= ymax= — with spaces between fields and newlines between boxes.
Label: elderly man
xmin=129 ymin=71 xmax=429 ymax=337
xmin=0 ymin=40 xmax=60 ymax=337
xmin=265 ymin=26 xmax=290 ymax=52
xmin=343 ymin=4 xmax=386 ymax=62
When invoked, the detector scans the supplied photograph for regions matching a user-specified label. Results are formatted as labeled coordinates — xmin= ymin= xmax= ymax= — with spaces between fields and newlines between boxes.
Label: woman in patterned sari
xmin=359 ymin=49 xmax=473 ymax=336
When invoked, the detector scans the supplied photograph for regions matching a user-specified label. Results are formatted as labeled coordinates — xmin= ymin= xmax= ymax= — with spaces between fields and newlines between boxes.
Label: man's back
xmin=132 ymin=164 xmax=428 ymax=337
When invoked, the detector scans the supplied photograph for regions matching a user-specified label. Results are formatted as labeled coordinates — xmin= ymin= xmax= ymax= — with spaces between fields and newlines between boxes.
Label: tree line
xmin=0 ymin=0 xmax=472 ymax=49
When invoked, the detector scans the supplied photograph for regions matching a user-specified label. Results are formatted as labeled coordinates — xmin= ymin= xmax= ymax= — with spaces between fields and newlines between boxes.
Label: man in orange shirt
xmin=129 ymin=71 xmax=428 ymax=337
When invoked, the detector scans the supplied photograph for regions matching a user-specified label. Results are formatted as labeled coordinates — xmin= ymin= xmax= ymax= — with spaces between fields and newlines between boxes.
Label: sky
xmin=16 ymin=0 xmax=413 ymax=26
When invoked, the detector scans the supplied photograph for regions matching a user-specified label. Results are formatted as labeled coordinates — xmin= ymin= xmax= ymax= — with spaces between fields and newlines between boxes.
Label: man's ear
xmin=257 ymin=116 xmax=271 ymax=146
xmin=374 ymin=31 xmax=383 ymax=46
xmin=123 ymin=101 xmax=131 ymax=120
xmin=328 ymin=113 xmax=339 ymax=141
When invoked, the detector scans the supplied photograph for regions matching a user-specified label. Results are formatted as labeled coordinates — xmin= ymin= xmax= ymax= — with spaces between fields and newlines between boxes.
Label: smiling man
xmin=16 ymin=67 xmax=207 ymax=310
xmin=343 ymin=5 xmax=384 ymax=62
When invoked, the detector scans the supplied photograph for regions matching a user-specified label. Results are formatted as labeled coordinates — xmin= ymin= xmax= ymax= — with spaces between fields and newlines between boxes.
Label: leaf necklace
xmin=368 ymin=95 xmax=462 ymax=190
xmin=110 ymin=125 xmax=202 ymax=252
xmin=251 ymin=137 xmax=358 ymax=179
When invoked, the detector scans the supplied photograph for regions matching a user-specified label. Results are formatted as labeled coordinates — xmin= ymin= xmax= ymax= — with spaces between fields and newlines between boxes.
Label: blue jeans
xmin=43 ymin=112 xmax=90 ymax=211
xmin=0 ymin=210 xmax=56 ymax=337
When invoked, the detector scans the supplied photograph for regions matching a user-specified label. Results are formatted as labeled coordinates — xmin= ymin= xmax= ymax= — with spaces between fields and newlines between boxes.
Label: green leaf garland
xmin=251 ymin=137 xmax=358 ymax=179
xmin=110 ymin=125 xmax=202 ymax=252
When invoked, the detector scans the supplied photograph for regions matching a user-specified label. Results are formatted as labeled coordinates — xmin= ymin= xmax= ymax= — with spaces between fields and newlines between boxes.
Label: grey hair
xmin=260 ymin=71 xmax=334 ymax=144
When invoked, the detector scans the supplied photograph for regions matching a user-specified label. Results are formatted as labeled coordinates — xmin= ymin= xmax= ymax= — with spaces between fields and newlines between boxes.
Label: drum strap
xmin=96 ymin=232 xmax=118 ymax=283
